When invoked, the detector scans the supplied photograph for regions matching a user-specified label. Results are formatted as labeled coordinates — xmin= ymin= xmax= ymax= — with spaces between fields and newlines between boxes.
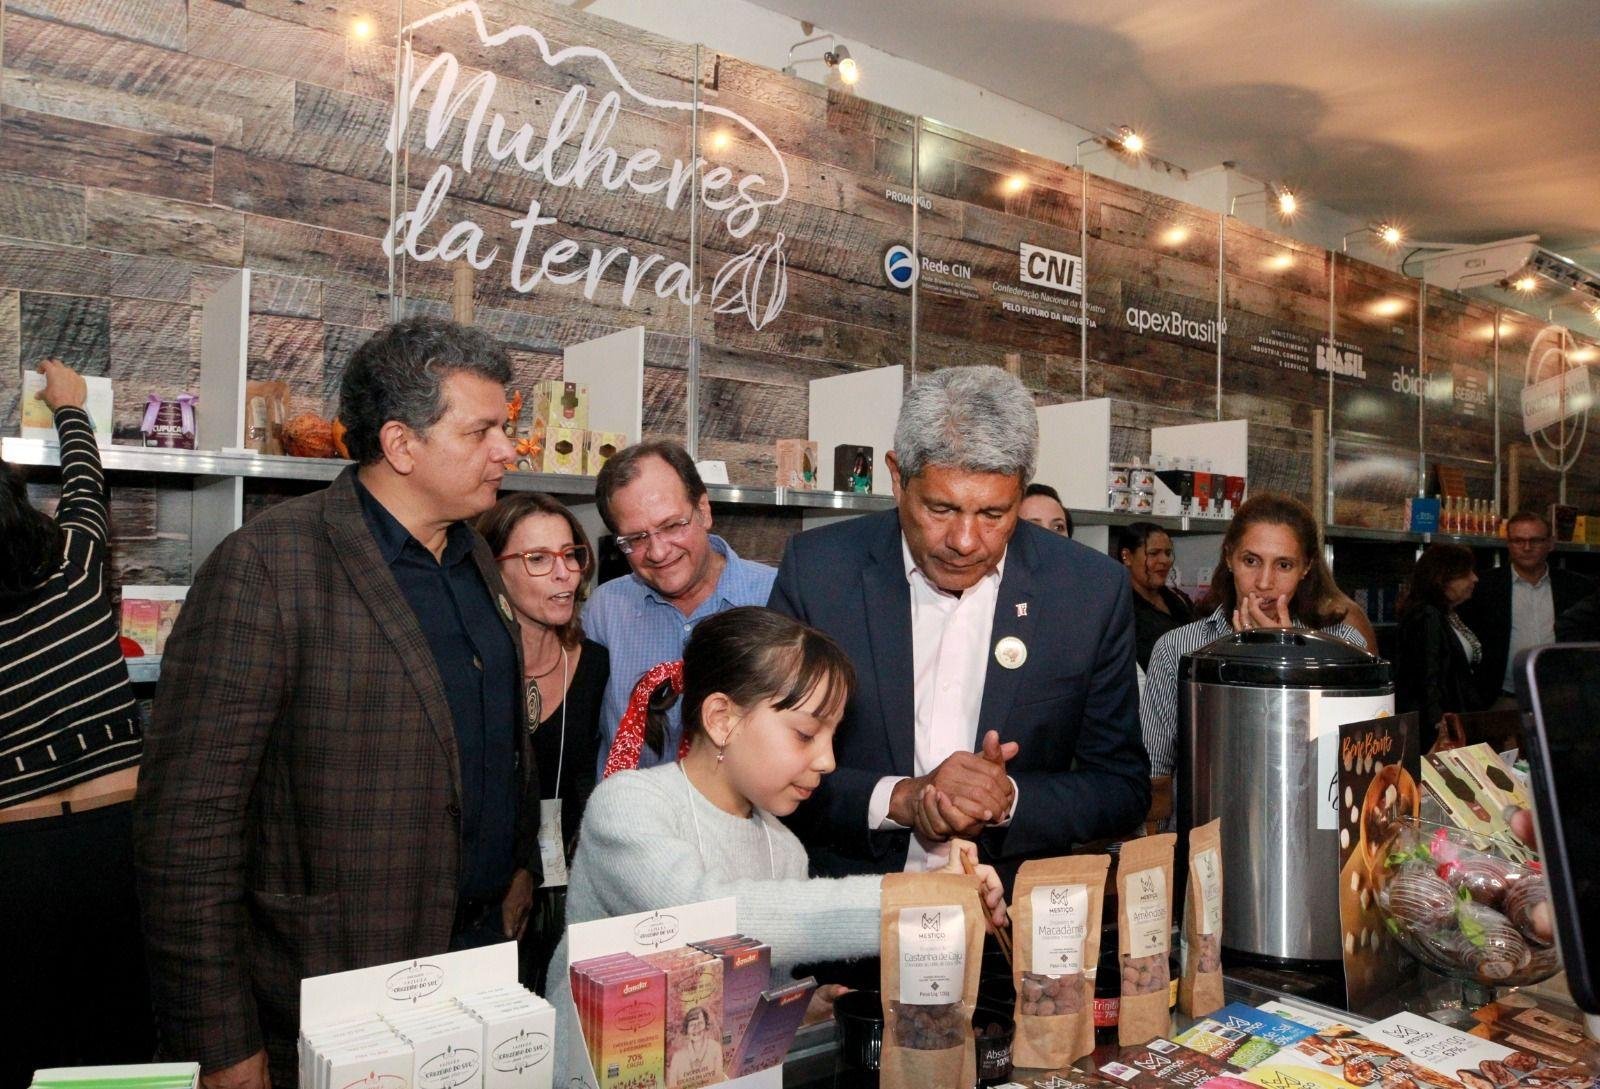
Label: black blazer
xmin=768 ymin=510 xmax=1150 ymax=884
xmin=1456 ymin=565 xmax=1594 ymax=704
xmin=1394 ymin=604 xmax=1484 ymax=731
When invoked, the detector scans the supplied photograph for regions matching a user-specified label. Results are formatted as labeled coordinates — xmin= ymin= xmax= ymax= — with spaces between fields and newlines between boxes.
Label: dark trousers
xmin=0 ymin=802 xmax=155 ymax=1089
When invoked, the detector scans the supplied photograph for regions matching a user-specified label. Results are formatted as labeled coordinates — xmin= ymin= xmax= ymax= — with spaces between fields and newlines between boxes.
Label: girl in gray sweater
xmin=547 ymin=607 xmax=1006 ymax=1081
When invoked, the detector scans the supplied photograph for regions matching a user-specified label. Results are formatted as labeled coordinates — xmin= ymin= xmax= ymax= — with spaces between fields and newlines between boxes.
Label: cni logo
xmin=883 ymin=244 xmax=918 ymax=289
xmin=1018 ymin=242 xmax=1083 ymax=295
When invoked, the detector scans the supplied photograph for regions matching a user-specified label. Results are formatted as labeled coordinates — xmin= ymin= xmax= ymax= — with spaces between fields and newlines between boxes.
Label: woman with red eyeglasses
xmin=476 ymin=492 xmax=610 ymax=992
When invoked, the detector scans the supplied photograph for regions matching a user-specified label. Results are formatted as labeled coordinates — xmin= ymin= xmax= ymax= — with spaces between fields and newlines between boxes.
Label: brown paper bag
xmin=880 ymin=871 xmax=982 ymax=1089
xmin=1179 ymin=818 xmax=1225 ymax=1016
xmin=1011 ymin=854 xmax=1110 ymax=1069
xmin=1117 ymin=832 xmax=1176 ymax=1047
xmin=244 ymin=380 xmax=288 ymax=454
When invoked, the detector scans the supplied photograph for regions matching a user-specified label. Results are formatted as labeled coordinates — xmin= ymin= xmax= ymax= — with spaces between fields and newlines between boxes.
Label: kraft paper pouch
xmin=1012 ymin=853 xmax=1110 ymax=1069
xmin=1118 ymin=832 xmax=1176 ymax=1047
xmin=1180 ymin=819 xmax=1225 ymax=1017
xmin=880 ymin=871 xmax=982 ymax=1089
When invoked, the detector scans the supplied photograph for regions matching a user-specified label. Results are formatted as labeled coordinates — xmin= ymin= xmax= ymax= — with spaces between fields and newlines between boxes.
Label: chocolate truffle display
xmin=1373 ymin=820 xmax=1562 ymax=988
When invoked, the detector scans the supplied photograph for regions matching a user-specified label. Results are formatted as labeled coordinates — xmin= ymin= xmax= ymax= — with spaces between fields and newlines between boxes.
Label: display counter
xmin=775 ymin=968 xmax=1597 ymax=1087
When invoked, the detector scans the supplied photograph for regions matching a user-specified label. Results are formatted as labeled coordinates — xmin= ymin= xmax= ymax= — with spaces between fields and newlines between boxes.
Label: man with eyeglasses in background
xmin=586 ymin=441 xmax=777 ymax=774
xmin=1458 ymin=510 xmax=1593 ymax=710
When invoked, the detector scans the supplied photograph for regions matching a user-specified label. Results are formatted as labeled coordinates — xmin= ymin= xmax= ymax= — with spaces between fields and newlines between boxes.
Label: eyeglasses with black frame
xmin=495 ymin=545 xmax=591 ymax=577
xmin=613 ymin=511 xmax=700 ymax=556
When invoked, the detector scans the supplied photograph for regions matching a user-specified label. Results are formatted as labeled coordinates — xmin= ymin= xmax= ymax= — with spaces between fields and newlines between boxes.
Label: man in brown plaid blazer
xmin=134 ymin=318 xmax=540 ymax=1089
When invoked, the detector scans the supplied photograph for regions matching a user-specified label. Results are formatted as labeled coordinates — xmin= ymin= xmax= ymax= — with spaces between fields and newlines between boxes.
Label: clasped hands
xmin=889 ymin=729 xmax=1019 ymax=844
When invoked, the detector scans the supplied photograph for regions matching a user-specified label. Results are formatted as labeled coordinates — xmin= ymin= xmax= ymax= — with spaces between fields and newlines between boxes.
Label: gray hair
xmin=892 ymin=366 xmax=1038 ymax=485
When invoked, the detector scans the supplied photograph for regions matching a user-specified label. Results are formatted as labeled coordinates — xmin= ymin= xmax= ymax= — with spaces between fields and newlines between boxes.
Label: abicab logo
xmin=883 ymin=244 xmax=918 ymax=289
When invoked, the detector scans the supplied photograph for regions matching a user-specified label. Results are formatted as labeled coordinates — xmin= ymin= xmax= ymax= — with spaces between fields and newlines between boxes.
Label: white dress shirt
xmin=866 ymin=536 xmax=1015 ymax=871
xmin=1503 ymin=568 xmax=1555 ymax=692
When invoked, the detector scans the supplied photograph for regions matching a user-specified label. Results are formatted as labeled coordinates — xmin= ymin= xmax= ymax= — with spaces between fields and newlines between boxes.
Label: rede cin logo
xmin=883 ymin=244 xmax=918 ymax=289
xmin=1018 ymin=243 xmax=1083 ymax=295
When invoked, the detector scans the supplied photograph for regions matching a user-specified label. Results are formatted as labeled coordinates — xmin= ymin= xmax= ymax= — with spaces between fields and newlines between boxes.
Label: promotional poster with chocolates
xmin=1334 ymin=712 xmax=1421 ymax=1011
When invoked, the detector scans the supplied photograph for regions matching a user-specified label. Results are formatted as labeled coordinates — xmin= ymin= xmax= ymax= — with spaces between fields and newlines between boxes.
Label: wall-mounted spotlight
xmin=1341 ymin=222 xmax=1404 ymax=253
xmin=1228 ymin=182 xmax=1299 ymax=223
xmin=1513 ymin=274 xmax=1539 ymax=294
xmin=826 ymin=45 xmax=859 ymax=85
xmin=783 ymin=33 xmax=861 ymax=88
xmin=1115 ymin=126 xmax=1145 ymax=155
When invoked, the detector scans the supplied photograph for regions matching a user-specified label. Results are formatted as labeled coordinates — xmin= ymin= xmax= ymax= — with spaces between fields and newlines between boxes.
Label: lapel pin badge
xmin=995 ymin=635 xmax=1028 ymax=670
xmin=1016 ymin=602 xmax=1028 ymax=618
xmin=497 ymin=594 xmax=514 ymax=624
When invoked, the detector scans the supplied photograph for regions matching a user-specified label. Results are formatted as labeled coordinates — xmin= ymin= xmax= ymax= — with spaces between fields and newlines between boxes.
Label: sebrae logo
xmin=1018 ymin=243 xmax=1083 ymax=295
xmin=386 ymin=2 xmax=791 ymax=329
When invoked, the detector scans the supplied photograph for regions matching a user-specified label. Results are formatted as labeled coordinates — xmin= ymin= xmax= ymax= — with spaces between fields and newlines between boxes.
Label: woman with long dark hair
xmin=1141 ymin=494 xmax=1369 ymax=782
xmin=476 ymin=492 xmax=610 ymax=993
xmin=1394 ymin=543 xmax=1484 ymax=737
xmin=1116 ymin=521 xmax=1196 ymax=669
xmin=2 ymin=360 xmax=152 ymax=1081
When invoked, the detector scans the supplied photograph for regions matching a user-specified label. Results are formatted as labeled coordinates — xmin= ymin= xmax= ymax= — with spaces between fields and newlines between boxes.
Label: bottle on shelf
xmin=1092 ymin=927 xmax=1120 ymax=1050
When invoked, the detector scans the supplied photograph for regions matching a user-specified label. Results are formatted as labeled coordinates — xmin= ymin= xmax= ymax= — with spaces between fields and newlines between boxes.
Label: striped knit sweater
xmin=1 ymin=406 xmax=141 ymax=807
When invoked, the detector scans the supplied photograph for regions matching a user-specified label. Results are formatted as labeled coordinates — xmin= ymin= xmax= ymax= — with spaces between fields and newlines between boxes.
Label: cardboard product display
xmin=542 ymin=426 xmax=587 ymax=474
xmin=534 ymin=380 xmax=590 ymax=432
xmin=21 ymin=371 xmax=114 ymax=443
xmin=774 ymin=440 xmax=818 ymax=490
xmin=832 ymin=445 xmax=873 ymax=493
xmin=587 ymin=431 xmax=627 ymax=474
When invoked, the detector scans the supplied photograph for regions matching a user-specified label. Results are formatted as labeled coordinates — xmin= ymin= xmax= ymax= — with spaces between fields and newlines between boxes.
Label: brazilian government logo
xmin=883 ymin=244 xmax=918 ymax=289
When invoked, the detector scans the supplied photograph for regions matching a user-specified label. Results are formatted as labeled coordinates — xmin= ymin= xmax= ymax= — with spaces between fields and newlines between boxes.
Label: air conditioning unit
xmin=1415 ymin=236 xmax=1600 ymax=305
xmin=1415 ymin=236 xmax=1539 ymax=291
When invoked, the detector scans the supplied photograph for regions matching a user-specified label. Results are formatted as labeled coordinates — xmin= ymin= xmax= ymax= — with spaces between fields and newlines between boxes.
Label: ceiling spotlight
xmin=1116 ymin=126 xmax=1145 ymax=154
xmin=1370 ymin=297 xmax=1407 ymax=318
xmin=1275 ymin=188 xmax=1298 ymax=217
xmin=824 ymin=45 xmax=859 ymax=84
xmin=350 ymin=15 xmax=375 ymax=39
xmin=1004 ymin=174 xmax=1028 ymax=194
xmin=1513 ymin=274 xmax=1538 ymax=294
xmin=1379 ymin=224 xmax=1403 ymax=247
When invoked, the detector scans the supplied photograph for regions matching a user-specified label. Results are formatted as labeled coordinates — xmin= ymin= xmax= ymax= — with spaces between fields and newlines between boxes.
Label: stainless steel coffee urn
xmin=1179 ymin=629 xmax=1392 ymax=964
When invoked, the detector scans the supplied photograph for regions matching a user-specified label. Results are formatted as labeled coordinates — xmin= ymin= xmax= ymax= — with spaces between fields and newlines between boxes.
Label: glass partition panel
xmin=1086 ymin=176 xmax=1221 ymax=462
xmin=913 ymin=118 xmax=1082 ymax=401
xmin=1220 ymin=221 xmax=1330 ymax=502
xmin=693 ymin=55 xmax=914 ymax=485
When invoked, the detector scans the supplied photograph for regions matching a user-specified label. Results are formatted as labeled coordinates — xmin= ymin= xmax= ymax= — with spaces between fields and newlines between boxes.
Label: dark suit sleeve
xmin=768 ymin=534 xmax=885 ymax=858
xmin=134 ymin=533 xmax=286 ymax=1072
xmin=1398 ymin=607 xmax=1454 ymax=731
xmin=1003 ymin=573 xmax=1151 ymax=855
xmin=1557 ymin=590 xmax=1600 ymax=643
xmin=767 ymin=534 xmax=809 ymax=623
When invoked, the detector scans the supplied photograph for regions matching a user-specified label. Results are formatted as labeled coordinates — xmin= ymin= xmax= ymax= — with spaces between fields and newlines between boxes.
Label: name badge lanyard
xmin=537 ymin=646 xmax=570 ymax=888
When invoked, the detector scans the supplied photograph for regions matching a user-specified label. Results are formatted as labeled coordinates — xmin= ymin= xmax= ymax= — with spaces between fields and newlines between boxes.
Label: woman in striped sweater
xmin=2 ymin=359 xmax=153 ymax=1080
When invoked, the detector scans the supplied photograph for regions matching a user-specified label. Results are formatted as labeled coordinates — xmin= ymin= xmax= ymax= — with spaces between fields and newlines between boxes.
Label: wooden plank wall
xmin=3 ymin=0 xmax=1597 ymax=574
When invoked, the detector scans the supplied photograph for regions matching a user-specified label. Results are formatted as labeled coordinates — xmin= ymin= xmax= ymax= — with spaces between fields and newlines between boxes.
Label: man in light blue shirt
xmin=587 ymin=441 xmax=776 ymax=774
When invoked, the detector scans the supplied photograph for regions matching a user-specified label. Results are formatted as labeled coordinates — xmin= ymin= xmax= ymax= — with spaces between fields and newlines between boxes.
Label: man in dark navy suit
xmin=770 ymin=366 xmax=1149 ymax=884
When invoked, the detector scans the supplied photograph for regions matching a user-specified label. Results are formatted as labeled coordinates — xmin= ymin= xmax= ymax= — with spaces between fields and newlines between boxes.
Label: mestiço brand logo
xmin=883 ymin=244 xmax=918 ymax=289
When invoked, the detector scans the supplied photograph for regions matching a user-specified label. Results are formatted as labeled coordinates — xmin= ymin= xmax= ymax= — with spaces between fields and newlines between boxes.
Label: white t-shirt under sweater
xmin=547 ymin=763 xmax=882 ymax=1082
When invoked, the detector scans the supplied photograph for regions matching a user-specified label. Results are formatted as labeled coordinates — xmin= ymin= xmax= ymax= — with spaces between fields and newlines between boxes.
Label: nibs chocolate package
xmin=1117 ymin=832 xmax=1176 ymax=1047
xmin=880 ymin=871 xmax=983 ymax=1089
xmin=1011 ymin=853 xmax=1110 ymax=1069
xmin=1179 ymin=818 xmax=1224 ymax=1017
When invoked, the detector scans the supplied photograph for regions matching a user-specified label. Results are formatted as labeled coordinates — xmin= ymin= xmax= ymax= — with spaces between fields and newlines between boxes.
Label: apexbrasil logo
xmin=385 ymin=2 xmax=790 ymax=329
xmin=883 ymin=245 xmax=918 ymax=289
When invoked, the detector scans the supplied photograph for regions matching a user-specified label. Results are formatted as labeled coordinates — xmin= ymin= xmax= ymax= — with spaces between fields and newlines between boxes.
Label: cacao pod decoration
xmin=281 ymin=413 xmax=337 ymax=459
xmin=709 ymin=232 xmax=789 ymax=331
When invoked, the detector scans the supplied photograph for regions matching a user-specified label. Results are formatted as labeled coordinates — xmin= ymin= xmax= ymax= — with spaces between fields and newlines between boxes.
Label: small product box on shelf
xmin=586 ymin=431 xmax=627 ymax=475
xmin=1406 ymin=496 xmax=1441 ymax=534
xmin=774 ymin=440 xmax=818 ymax=491
xmin=541 ymin=427 xmax=587 ymax=474
xmin=533 ymin=380 xmax=589 ymax=431
xmin=832 ymin=445 xmax=873 ymax=493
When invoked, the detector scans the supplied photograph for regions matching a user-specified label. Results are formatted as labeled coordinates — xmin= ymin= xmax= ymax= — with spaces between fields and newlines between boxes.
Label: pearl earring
xmin=716 ymin=747 xmax=725 ymax=765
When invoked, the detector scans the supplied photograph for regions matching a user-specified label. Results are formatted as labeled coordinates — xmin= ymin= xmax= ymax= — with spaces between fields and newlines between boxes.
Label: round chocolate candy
xmin=1446 ymin=854 xmax=1515 ymax=907
xmin=1502 ymin=877 xmax=1554 ymax=945
xmin=1383 ymin=863 xmax=1458 ymax=930
xmin=1457 ymin=903 xmax=1531 ymax=981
